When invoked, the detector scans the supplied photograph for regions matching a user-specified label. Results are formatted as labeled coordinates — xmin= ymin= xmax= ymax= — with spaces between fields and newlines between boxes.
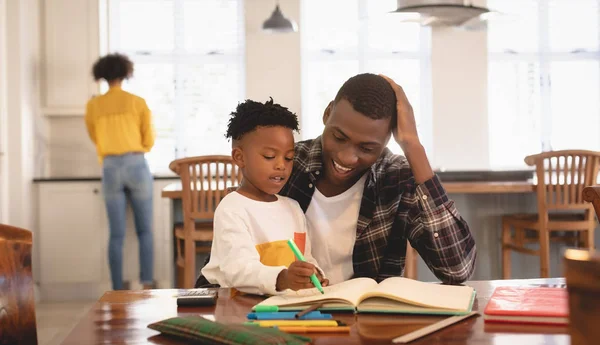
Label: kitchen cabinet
xmin=42 ymin=0 xmax=100 ymax=116
xmin=37 ymin=180 xmax=174 ymax=301
xmin=38 ymin=182 xmax=108 ymax=300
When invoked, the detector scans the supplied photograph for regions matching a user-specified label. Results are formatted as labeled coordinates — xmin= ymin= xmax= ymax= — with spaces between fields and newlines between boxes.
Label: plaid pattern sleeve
xmin=395 ymin=174 xmax=476 ymax=284
xmin=148 ymin=316 xmax=312 ymax=345
xmin=280 ymin=138 xmax=476 ymax=285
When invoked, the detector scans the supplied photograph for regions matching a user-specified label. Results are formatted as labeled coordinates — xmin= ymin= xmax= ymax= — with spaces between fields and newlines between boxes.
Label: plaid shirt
xmin=279 ymin=138 xmax=477 ymax=284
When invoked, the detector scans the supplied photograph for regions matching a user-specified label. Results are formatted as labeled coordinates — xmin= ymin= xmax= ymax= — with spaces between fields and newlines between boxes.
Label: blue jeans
xmin=102 ymin=153 xmax=154 ymax=290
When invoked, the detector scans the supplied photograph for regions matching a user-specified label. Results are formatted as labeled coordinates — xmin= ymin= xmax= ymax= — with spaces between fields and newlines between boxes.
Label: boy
xmin=199 ymin=98 xmax=328 ymax=295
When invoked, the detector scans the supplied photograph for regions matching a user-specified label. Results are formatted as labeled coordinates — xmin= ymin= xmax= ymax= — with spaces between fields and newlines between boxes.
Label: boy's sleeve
xmin=207 ymin=209 xmax=287 ymax=295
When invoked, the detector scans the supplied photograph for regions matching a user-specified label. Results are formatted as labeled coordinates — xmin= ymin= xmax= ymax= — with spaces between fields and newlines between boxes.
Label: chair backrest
xmin=0 ymin=224 xmax=38 ymax=345
xmin=583 ymin=185 xmax=600 ymax=221
xmin=525 ymin=150 xmax=600 ymax=214
xmin=169 ymin=155 xmax=243 ymax=221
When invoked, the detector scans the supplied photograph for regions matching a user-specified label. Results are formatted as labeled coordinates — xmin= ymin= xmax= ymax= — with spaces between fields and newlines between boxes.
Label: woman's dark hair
xmin=226 ymin=97 xmax=299 ymax=141
xmin=92 ymin=53 xmax=134 ymax=82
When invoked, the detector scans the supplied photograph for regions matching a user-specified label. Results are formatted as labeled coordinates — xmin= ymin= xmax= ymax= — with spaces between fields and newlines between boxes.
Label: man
xmin=278 ymin=73 xmax=476 ymax=285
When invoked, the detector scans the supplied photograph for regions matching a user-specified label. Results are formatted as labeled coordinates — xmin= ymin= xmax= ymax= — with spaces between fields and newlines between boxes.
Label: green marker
xmin=287 ymin=239 xmax=325 ymax=294
xmin=254 ymin=305 xmax=279 ymax=312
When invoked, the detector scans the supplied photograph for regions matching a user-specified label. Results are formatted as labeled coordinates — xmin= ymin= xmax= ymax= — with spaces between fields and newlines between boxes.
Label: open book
xmin=253 ymin=277 xmax=476 ymax=315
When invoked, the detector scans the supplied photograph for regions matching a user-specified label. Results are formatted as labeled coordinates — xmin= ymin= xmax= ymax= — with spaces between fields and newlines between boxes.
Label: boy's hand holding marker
xmin=276 ymin=262 xmax=329 ymax=292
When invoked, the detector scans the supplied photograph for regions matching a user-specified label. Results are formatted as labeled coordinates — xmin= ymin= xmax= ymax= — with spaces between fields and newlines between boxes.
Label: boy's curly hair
xmin=92 ymin=53 xmax=134 ymax=82
xmin=226 ymin=98 xmax=299 ymax=141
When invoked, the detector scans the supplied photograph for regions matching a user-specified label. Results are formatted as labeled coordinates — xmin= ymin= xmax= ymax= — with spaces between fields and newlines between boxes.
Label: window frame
xmin=105 ymin=0 xmax=246 ymax=173
xmin=488 ymin=0 xmax=600 ymax=168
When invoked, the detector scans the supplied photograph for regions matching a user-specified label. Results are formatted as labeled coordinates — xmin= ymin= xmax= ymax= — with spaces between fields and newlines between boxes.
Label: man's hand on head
xmin=380 ymin=74 xmax=434 ymax=184
xmin=379 ymin=74 xmax=420 ymax=151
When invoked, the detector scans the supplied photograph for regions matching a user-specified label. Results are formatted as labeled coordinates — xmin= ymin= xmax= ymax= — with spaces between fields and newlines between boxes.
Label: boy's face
xmin=320 ymin=99 xmax=392 ymax=190
xmin=233 ymin=126 xmax=295 ymax=200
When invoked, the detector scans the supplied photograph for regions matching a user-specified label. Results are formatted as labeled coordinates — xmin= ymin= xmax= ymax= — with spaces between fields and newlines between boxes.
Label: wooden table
xmin=444 ymin=181 xmax=535 ymax=194
xmin=61 ymin=278 xmax=569 ymax=345
xmin=161 ymin=181 xmax=536 ymax=199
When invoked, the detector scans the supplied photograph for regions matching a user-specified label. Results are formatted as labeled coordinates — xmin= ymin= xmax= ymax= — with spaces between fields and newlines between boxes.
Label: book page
xmin=358 ymin=298 xmax=444 ymax=313
xmin=357 ymin=277 xmax=474 ymax=311
xmin=357 ymin=298 xmax=471 ymax=315
xmin=255 ymin=277 xmax=378 ymax=308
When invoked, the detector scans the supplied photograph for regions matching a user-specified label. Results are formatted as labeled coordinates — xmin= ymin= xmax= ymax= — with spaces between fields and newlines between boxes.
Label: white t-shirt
xmin=201 ymin=192 xmax=321 ymax=295
xmin=305 ymin=175 xmax=367 ymax=285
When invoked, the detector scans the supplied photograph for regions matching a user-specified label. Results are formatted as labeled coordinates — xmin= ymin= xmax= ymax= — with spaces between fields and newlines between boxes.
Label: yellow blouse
xmin=85 ymin=86 xmax=155 ymax=163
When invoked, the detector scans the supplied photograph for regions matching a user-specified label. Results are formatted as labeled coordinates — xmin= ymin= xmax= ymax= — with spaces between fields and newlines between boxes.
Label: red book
xmin=483 ymin=286 xmax=569 ymax=325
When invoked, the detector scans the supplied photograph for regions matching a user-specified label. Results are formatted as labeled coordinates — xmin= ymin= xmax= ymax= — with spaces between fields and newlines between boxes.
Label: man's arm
xmin=407 ymin=175 xmax=477 ymax=283
xmin=379 ymin=74 xmax=476 ymax=283
xmin=375 ymin=164 xmax=477 ymax=284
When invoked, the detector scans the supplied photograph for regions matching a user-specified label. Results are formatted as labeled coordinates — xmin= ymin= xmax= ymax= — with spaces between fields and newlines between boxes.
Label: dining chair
xmin=404 ymin=243 xmax=417 ymax=279
xmin=169 ymin=155 xmax=243 ymax=288
xmin=583 ymin=185 xmax=600 ymax=220
xmin=0 ymin=223 xmax=38 ymax=345
xmin=502 ymin=150 xmax=600 ymax=278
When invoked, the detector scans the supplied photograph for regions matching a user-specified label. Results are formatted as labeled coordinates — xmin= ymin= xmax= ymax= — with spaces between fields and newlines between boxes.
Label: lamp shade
xmin=262 ymin=4 xmax=297 ymax=33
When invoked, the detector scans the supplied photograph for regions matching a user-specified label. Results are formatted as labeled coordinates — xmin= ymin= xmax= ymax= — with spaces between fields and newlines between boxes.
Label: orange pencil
xmin=276 ymin=326 xmax=351 ymax=333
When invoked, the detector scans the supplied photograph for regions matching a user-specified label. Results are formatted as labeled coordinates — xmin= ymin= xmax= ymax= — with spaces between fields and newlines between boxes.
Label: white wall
xmin=429 ymin=0 xmax=489 ymax=171
xmin=0 ymin=0 xmax=8 ymax=223
xmin=245 ymin=0 xmax=301 ymax=118
xmin=48 ymin=118 xmax=99 ymax=177
xmin=431 ymin=26 xmax=489 ymax=170
xmin=5 ymin=0 xmax=46 ymax=227
xmin=5 ymin=0 xmax=47 ymax=289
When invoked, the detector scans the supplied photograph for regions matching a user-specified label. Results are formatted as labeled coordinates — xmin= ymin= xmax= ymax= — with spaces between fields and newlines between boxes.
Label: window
xmin=301 ymin=0 xmax=432 ymax=154
xmin=106 ymin=0 xmax=245 ymax=173
xmin=488 ymin=0 xmax=600 ymax=168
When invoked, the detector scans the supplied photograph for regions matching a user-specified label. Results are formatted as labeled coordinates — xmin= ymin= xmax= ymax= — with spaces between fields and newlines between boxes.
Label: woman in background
xmin=85 ymin=53 xmax=155 ymax=290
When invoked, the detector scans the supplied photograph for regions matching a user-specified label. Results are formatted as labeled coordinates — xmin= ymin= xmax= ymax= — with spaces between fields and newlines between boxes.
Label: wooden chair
xmin=404 ymin=242 xmax=417 ymax=279
xmin=583 ymin=185 xmax=600 ymax=220
xmin=0 ymin=224 xmax=37 ymax=345
xmin=169 ymin=155 xmax=242 ymax=288
xmin=502 ymin=150 xmax=600 ymax=279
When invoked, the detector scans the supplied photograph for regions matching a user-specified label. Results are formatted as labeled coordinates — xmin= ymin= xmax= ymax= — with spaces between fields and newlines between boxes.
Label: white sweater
xmin=201 ymin=192 xmax=322 ymax=295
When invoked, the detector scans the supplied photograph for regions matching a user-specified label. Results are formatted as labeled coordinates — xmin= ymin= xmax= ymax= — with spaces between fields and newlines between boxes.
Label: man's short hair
xmin=334 ymin=73 xmax=397 ymax=120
